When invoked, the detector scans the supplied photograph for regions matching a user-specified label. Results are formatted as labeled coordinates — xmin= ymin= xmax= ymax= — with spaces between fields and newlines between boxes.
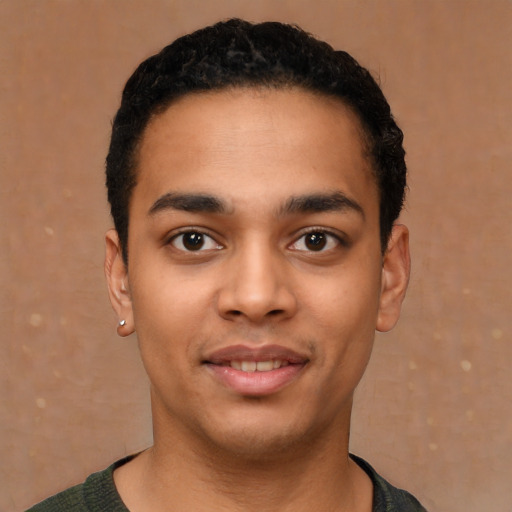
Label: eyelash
xmin=289 ymin=228 xmax=346 ymax=253
xmin=168 ymin=229 xmax=222 ymax=252
xmin=166 ymin=227 xmax=346 ymax=254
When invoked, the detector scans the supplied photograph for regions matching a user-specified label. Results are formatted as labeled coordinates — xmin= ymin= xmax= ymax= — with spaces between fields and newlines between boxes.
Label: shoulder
xmin=26 ymin=457 xmax=133 ymax=512
xmin=26 ymin=482 xmax=86 ymax=512
xmin=350 ymin=454 xmax=428 ymax=512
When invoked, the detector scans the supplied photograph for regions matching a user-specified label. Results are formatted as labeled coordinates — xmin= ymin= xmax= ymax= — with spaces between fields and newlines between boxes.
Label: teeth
xmin=241 ymin=361 xmax=257 ymax=372
xmin=256 ymin=361 xmax=273 ymax=372
xmin=230 ymin=360 xmax=288 ymax=372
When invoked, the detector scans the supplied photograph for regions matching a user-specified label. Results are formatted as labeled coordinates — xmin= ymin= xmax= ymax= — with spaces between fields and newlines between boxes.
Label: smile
xmin=223 ymin=360 xmax=290 ymax=372
xmin=204 ymin=344 xmax=308 ymax=396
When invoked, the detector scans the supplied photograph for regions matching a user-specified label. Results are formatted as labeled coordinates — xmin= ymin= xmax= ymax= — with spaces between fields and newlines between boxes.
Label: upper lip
xmin=204 ymin=344 xmax=309 ymax=365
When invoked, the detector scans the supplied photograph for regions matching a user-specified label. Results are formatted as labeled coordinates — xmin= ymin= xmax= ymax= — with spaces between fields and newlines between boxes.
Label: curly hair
xmin=106 ymin=18 xmax=406 ymax=262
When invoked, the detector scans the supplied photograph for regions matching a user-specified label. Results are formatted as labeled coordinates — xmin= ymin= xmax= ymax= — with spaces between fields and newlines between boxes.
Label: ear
xmin=105 ymin=229 xmax=135 ymax=337
xmin=376 ymin=224 xmax=411 ymax=332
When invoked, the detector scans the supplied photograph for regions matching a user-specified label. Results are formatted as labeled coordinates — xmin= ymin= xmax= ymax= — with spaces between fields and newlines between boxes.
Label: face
xmin=106 ymin=88 xmax=409 ymax=458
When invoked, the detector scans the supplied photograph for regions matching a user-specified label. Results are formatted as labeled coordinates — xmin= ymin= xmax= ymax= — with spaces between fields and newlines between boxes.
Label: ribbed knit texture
xmin=27 ymin=457 xmax=132 ymax=512
xmin=28 ymin=454 xmax=427 ymax=511
xmin=351 ymin=455 xmax=427 ymax=512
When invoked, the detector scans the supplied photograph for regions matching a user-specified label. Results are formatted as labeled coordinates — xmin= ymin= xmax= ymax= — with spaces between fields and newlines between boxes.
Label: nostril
xmin=225 ymin=308 xmax=285 ymax=320
xmin=217 ymin=284 xmax=297 ymax=322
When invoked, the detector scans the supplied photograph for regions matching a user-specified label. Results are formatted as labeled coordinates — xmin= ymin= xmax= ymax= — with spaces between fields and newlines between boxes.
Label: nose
xmin=217 ymin=239 xmax=298 ymax=323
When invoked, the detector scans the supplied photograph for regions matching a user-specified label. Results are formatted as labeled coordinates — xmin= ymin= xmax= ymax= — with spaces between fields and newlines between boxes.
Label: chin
xmin=194 ymin=408 xmax=323 ymax=463
xmin=207 ymin=428 xmax=305 ymax=463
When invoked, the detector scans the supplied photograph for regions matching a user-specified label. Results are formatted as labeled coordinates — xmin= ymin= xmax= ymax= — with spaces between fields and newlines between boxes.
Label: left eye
xmin=170 ymin=231 xmax=222 ymax=252
xmin=290 ymin=231 xmax=339 ymax=252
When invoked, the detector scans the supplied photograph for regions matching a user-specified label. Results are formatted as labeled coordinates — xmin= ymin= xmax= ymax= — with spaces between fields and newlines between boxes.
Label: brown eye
xmin=289 ymin=230 xmax=341 ymax=253
xmin=182 ymin=232 xmax=204 ymax=251
xmin=304 ymin=232 xmax=327 ymax=251
xmin=170 ymin=231 xmax=222 ymax=252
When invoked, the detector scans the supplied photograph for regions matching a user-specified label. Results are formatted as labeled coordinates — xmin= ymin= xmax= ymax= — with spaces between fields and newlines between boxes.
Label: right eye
xmin=169 ymin=231 xmax=222 ymax=252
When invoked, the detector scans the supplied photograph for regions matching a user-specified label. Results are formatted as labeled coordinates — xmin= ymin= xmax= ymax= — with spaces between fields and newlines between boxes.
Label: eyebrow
xmin=148 ymin=190 xmax=364 ymax=219
xmin=280 ymin=192 xmax=365 ymax=219
xmin=148 ymin=193 xmax=229 ymax=216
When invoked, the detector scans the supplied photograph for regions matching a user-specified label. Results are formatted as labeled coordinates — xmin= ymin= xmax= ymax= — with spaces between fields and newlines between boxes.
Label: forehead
xmin=133 ymin=87 xmax=377 ymax=215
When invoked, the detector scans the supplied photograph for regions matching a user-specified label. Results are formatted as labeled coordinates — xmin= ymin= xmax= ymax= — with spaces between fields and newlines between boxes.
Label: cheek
xmin=304 ymin=264 xmax=381 ymax=329
xmin=132 ymin=260 xmax=213 ymax=323
xmin=130 ymin=284 xmax=207 ymax=413
xmin=129 ymin=267 xmax=213 ymax=368
xmin=302 ymin=264 xmax=381 ymax=374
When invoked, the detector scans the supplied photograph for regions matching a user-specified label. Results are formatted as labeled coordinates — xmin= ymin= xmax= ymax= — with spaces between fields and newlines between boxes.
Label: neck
xmin=114 ymin=401 xmax=373 ymax=512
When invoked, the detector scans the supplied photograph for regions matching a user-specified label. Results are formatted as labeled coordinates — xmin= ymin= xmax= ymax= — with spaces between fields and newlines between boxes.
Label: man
xmin=29 ymin=19 xmax=426 ymax=512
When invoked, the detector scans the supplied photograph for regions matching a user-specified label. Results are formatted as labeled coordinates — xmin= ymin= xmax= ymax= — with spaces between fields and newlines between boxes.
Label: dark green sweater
xmin=27 ymin=454 xmax=427 ymax=511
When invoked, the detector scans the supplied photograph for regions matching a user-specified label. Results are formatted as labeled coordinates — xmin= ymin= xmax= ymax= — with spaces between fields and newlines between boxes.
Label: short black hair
xmin=106 ymin=18 xmax=406 ymax=262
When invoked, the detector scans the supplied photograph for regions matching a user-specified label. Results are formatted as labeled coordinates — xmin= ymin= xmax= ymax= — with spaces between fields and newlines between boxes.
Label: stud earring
xmin=119 ymin=320 xmax=126 ymax=327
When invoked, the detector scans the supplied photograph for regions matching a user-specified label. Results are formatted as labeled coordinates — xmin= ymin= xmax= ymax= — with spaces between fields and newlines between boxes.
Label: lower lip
xmin=206 ymin=364 xmax=305 ymax=396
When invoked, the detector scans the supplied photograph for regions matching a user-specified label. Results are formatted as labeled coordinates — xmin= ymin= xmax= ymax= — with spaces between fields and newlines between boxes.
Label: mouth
xmin=216 ymin=359 xmax=291 ymax=372
xmin=203 ymin=345 xmax=308 ymax=396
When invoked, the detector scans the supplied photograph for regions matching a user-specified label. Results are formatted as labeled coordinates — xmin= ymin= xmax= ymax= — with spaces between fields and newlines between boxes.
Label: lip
xmin=204 ymin=344 xmax=309 ymax=397
xmin=205 ymin=344 xmax=308 ymax=364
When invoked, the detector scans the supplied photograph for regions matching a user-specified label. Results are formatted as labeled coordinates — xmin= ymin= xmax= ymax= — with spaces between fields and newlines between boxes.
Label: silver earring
xmin=119 ymin=320 xmax=126 ymax=327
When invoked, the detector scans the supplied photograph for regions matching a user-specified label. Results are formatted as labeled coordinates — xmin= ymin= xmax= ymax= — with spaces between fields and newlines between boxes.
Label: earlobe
xmin=105 ymin=229 xmax=135 ymax=337
xmin=376 ymin=224 xmax=410 ymax=333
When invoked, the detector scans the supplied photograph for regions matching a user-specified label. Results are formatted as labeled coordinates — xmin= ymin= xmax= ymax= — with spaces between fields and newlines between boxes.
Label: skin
xmin=105 ymin=87 xmax=410 ymax=512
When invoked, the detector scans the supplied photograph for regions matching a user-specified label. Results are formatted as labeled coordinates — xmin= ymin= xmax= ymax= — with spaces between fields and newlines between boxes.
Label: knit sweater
xmin=27 ymin=454 xmax=427 ymax=511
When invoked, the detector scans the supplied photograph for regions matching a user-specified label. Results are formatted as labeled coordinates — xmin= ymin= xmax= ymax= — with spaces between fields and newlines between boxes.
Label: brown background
xmin=1 ymin=1 xmax=511 ymax=511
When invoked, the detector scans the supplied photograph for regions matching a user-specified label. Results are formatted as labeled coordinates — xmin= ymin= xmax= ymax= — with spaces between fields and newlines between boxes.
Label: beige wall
xmin=1 ymin=1 xmax=511 ymax=511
